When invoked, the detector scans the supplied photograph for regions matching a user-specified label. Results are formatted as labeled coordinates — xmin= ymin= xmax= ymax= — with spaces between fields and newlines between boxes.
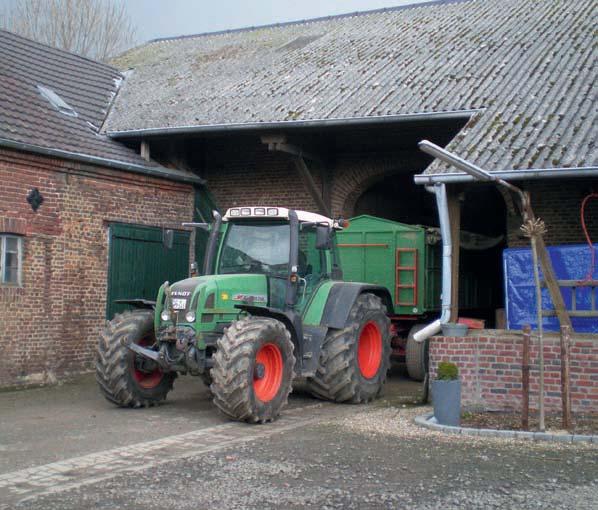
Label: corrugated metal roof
xmin=0 ymin=29 xmax=202 ymax=183
xmin=105 ymin=0 xmax=596 ymax=174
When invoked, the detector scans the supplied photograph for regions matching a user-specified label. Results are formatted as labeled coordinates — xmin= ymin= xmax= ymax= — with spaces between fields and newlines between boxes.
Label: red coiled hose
xmin=581 ymin=193 xmax=598 ymax=280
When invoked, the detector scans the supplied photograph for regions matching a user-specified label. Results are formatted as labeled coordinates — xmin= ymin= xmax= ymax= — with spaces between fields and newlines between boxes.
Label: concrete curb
xmin=414 ymin=413 xmax=597 ymax=444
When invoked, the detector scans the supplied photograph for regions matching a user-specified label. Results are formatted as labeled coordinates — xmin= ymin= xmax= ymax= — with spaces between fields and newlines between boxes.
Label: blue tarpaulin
xmin=503 ymin=244 xmax=598 ymax=333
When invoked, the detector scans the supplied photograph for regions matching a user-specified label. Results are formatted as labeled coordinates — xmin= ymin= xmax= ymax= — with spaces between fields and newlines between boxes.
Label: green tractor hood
xmin=155 ymin=274 xmax=269 ymax=333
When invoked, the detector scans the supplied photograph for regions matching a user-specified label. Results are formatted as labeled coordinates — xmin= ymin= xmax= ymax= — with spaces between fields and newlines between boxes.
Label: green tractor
xmin=96 ymin=207 xmax=393 ymax=423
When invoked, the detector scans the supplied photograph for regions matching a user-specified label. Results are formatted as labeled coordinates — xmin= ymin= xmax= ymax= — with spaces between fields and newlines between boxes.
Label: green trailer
xmin=337 ymin=215 xmax=489 ymax=380
xmin=337 ymin=215 xmax=441 ymax=317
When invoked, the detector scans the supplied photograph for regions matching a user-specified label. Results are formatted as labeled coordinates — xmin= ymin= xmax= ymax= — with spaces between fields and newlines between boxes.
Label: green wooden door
xmin=107 ymin=223 xmax=191 ymax=319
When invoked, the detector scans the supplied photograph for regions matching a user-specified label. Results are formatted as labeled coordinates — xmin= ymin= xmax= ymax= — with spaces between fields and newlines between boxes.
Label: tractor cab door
xmin=295 ymin=224 xmax=331 ymax=312
xmin=216 ymin=220 xmax=291 ymax=310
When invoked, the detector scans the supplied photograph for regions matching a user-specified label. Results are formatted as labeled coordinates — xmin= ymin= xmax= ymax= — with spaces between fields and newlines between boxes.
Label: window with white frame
xmin=1 ymin=235 xmax=22 ymax=285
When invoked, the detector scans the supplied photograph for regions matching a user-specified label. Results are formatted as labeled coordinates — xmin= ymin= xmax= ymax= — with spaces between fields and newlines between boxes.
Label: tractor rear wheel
xmin=96 ymin=310 xmax=175 ymax=408
xmin=405 ymin=324 xmax=429 ymax=382
xmin=307 ymin=293 xmax=390 ymax=403
xmin=210 ymin=317 xmax=295 ymax=423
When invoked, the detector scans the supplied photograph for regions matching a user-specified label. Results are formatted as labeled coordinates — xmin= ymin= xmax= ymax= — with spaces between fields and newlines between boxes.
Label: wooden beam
xmin=293 ymin=157 xmax=331 ymax=217
xmin=321 ymin=163 xmax=333 ymax=213
xmin=447 ymin=188 xmax=461 ymax=322
xmin=535 ymin=234 xmax=573 ymax=328
xmin=140 ymin=140 xmax=150 ymax=161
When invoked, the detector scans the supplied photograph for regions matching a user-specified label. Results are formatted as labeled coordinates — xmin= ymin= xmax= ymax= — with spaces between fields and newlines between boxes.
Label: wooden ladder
xmin=396 ymin=248 xmax=418 ymax=307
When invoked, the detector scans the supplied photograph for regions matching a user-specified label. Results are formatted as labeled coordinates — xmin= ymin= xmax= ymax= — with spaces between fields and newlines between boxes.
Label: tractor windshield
xmin=218 ymin=221 xmax=290 ymax=277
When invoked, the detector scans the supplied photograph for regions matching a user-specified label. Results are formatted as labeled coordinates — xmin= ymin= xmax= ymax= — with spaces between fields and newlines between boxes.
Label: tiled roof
xmin=105 ymin=0 xmax=596 ymax=173
xmin=0 ymin=29 xmax=201 ymax=182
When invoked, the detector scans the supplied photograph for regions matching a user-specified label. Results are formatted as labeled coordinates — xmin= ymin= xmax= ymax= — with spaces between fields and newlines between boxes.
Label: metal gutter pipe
xmin=106 ymin=110 xmax=479 ymax=139
xmin=414 ymin=167 xmax=598 ymax=184
xmin=413 ymin=182 xmax=452 ymax=342
xmin=0 ymin=137 xmax=205 ymax=185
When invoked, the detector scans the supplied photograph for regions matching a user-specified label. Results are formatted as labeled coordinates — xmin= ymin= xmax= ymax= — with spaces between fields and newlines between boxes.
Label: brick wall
xmin=203 ymin=138 xmax=428 ymax=219
xmin=429 ymin=331 xmax=598 ymax=413
xmin=507 ymin=178 xmax=598 ymax=247
xmin=203 ymin=139 xmax=320 ymax=212
xmin=0 ymin=148 xmax=194 ymax=388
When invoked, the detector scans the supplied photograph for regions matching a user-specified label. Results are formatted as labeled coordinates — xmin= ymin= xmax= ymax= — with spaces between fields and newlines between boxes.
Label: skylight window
xmin=37 ymin=85 xmax=78 ymax=117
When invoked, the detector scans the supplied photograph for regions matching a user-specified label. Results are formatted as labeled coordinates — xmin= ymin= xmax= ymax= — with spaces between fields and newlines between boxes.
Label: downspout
xmin=413 ymin=183 xmax=452 ymax=342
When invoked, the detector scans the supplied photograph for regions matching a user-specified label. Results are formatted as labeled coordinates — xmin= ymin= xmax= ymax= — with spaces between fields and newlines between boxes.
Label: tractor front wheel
xmin=307 ymin=293 xmax=391 ymax=403
xmin=96 ymin=310 xmax=175 ymax=408
xmin=210 ymin=317 xmax=295 ymax=423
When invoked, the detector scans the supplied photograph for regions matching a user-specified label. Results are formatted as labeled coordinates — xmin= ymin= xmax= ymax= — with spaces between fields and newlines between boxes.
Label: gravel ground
xmin=460 ymin=411 xmax=597 ymax=435
xmin=13 ymin=405 xmax=597 ymax=510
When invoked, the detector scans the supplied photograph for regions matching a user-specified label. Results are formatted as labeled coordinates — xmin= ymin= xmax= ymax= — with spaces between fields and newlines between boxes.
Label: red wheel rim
xmin=357 ymin=321 xmax=383 ymax=379
xmin=253 ymin=343 xmax=283 ymax=402
xmin=132 ymin=337 xmax=164 ymax=389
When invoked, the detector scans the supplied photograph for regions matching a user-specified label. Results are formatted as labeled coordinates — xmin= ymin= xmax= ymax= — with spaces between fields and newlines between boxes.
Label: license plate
xmin=172 ymin=298 xmax=187 ymax=310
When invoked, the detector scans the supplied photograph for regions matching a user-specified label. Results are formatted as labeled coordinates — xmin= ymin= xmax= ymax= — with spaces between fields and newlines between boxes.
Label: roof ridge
xmin=0 ymin=28 xmax=121 ymax=75
xmin=145 ymin=0 xmax=474 ymax=45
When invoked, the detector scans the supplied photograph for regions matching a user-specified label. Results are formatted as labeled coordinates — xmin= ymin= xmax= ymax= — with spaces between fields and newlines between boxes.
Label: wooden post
xmin=140 ymin=140 xmax=150 ymax=161
xmin=530 ymin=234 xmax=545 ymax=432
xmin=522 ymin=324 xmax=531 ymax=431
xmin=535 ymin=235 xmax=572 ymax=329
xmin=292 ymin=157 xmax=332 ymax=218
xmin=447 ymin=189 xmax=461 ymax=323
xmin=560 ymin=325 xmax=572 ymax=430
xmin=521 ymin=193 xmax=572 ymax=329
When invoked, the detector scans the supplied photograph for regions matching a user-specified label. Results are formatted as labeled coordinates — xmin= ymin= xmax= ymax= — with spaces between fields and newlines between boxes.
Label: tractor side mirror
xmin=163 ymin=229 xmax=174 ymax=250
xmin=316 ymin=225 xmax=332 ymax=250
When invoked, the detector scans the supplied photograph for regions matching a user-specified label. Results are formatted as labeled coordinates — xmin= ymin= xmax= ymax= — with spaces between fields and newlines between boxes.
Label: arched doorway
xmin=352 ymin=172 xmax=438 ymax=227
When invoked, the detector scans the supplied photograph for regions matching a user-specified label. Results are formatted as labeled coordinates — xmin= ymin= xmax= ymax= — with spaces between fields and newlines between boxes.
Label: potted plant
xmin=432 ymin=361 xmax=461 ymax=426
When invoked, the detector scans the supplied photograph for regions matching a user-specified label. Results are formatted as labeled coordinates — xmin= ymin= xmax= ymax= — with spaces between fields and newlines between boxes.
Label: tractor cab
xmin=214 ymin=207 xmax=345 ymax=312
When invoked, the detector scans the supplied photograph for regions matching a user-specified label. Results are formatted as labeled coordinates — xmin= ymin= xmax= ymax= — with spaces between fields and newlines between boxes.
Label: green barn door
xmin=107 ymin=223 xmax=191 ymax=319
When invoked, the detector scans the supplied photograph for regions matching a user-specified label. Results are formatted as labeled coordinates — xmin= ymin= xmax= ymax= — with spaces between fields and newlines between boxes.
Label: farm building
xmin=1 ymin=0 xmax=596 ymax=410
xmin=103 ymin=0 xmax=597 ymax=409
xmin=0 ymin=30 xmax=203 ymax=387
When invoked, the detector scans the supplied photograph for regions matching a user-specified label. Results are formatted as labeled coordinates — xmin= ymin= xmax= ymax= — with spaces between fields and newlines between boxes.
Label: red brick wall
xmin=0 ymin=148 xmax=194 ymax=388
xmin=429 ymin=332 xmax=598 ymax=413
xmin=203 ymin=139 xmax=427 ymax=218
xmin=203 ymin=139 xmax=320 ymax=212
xmin=507 ymin=178 xmax=598 ymax=247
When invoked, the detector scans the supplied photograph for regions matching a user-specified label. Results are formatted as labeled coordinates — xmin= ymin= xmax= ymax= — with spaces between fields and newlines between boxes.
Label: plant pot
xmin=441 ymin=322 xmax=469 ymax=337
xmin=432 ymin=379 xmax=461 ymax=426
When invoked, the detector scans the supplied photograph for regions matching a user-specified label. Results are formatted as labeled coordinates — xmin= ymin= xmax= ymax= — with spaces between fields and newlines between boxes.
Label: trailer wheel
xmin=211 ymin=317 xmax=295 ymax=423
xmin=405 ymin=323 xmax=429 ymax=382
xmin=307 ymin=293 xmax=391 ymax=403
xmin=96 ymin=310 xmax=175 ymax=407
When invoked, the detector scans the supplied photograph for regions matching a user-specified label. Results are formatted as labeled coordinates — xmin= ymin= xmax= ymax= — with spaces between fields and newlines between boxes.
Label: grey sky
xmin=126 ymin=0 xmax=431 ymax=43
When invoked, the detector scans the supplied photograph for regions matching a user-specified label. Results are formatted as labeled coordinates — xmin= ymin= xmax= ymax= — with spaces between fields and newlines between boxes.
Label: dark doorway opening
xmin=352 ymin=174 xmax=508 ymax=328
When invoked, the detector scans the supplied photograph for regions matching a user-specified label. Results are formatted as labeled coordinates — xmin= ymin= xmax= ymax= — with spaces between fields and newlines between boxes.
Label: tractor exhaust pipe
xmin=413 ymin=182 xmax=452 ymax=342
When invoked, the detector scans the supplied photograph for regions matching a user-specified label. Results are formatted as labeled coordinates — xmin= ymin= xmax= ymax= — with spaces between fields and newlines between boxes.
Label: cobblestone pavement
xmin=1 ymin=372 xmax=595 ymax=509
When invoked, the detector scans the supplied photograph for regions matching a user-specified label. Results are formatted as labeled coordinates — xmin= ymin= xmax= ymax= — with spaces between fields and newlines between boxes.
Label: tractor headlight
xmin=160 ymin=310 xmax=171 ymax=322
xmin=185 ymin=311 xmax=196 ymax=323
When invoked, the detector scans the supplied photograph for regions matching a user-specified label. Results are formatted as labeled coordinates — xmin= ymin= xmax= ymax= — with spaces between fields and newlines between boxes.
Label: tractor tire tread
xmin=307 ymin=293 xmax=390 ymax=404
xmin=210 ymin=316 xmax=295 ymax=423
xmin=95 ymin=310 xmax=175 ymax=408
